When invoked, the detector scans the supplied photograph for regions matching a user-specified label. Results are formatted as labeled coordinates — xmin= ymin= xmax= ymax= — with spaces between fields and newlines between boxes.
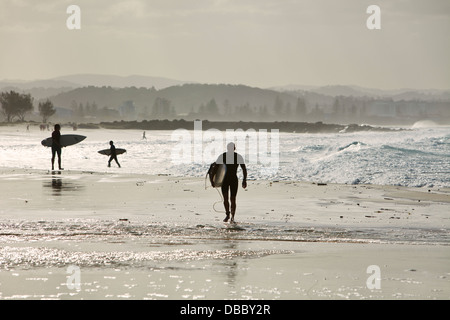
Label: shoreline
xmin=2 ymin=119 xmax=404 ymax=133
xmin=1 ymin=166 xmax=449 ymax=223
xmin=3 ymin=164 xmax=450 ymax=186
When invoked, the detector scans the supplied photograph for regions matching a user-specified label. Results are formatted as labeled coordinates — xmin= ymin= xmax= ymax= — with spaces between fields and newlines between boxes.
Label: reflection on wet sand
xmin=43 ymin=174 xmax=85 ymax=196
xmin=222 ymin=248 xmax=240 ymax=290
xmin=210 ymin=241 xmax=241 ymax=291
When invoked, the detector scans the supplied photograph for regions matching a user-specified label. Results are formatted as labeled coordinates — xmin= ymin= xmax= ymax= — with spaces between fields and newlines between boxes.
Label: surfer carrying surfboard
xmin=107 ymin=141 xmax=121 ymax=168
xmin=214 ymin=142 xmax=247 ymax=223
xmin=51 ymin=124 xmax=63 ymax=171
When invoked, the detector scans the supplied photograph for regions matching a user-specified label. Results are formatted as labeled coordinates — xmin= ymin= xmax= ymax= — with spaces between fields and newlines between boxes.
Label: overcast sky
xmin=0 ymin=0 xmax=449 ymax=90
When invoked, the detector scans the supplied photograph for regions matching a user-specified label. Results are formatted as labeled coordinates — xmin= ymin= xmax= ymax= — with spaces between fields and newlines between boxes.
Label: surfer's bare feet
xmin=230 ymin=212 xmax=235 ymax=224
xmin=223 ymin=212 xmax=230 ymax=222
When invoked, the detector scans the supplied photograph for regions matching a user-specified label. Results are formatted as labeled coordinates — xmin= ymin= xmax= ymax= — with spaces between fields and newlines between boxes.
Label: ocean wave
xmin=1 ymin=126 xmax=449 ymax=188
xmin=381 ymin=145 xmax=449 ymax=158
xmin=337 ymin=141 xmax=366 ymax=152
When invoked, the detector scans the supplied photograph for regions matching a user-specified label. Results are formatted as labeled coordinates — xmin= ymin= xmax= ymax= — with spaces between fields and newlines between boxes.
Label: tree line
xmin=0 ymin=90 xmax=56 ymax=123
xmin=182 ymin=96 xmax=307 ymax=121
xmin=3 ymin=86 xmax=448 ymax=125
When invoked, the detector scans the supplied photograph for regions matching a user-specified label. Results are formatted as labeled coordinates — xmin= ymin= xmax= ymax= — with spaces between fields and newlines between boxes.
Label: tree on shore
xmin=295 ymin=97 xmax=307 ymax=119
xmin=38 ymin=99 xmax=56 ymax=123
xmin=0 ymin=90 xmax=34 ymax=122
xmin=151 ymin=97 xmax=175 ymax=119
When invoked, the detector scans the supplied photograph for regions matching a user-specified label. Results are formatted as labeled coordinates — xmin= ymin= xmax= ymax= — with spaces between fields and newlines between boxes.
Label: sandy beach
xmin=0 ymin=167 xmax=449 ymax=300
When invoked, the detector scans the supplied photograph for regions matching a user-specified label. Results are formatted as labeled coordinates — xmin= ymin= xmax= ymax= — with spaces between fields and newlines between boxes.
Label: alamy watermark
xmin=366 ymin=265 xmax=381 ymax=290
xmin=66 ymin=5 xmax=380 ymax=31
xmin=66 ymin=4 xmax=380 ymax=31
xmin=66 ymin=265 xmax=81 ymax=291
xmin=366 ymin=5 xmax=381 ymax=30
xmin=171 ymin=120 xmax=279 ymax=174
xmin=66 ymin=5 xmax=81 ymax=30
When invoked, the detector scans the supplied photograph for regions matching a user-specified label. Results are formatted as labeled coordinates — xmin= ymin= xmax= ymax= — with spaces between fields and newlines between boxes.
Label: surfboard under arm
xmin=208 ymin=163 xmax=227 ymax=188
xmin=41 ymin=134 xmax=86 ymax=147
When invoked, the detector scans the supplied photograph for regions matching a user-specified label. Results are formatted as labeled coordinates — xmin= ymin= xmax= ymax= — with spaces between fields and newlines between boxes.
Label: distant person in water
xmin=51 ymin=124 xmax=63 ymax=171
xmin=214 ymin=142 xmax=247 ymax=223
xmin=108 ymin=141 xmax=121 ymax=168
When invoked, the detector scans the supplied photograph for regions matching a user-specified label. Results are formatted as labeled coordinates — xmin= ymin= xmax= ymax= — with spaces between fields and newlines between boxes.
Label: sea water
xmin=0 ymin=124 xmax=448 ymax=188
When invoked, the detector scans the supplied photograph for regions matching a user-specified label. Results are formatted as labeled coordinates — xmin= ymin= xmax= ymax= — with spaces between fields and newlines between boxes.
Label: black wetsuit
xmin=218 ymin=152 xmax=245 ymax=198
xmin=108 ymin=144 xmax=121 ymax=167
xmin=51 ymin=130 xmax=61 ymax=158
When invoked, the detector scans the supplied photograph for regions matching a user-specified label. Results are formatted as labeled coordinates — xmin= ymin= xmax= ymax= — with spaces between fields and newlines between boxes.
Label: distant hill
xmin=0 ymin=79 xmax=78 ymax=90
xmin=1 ymin=75 xmax=448 ymax=125
xmin=47 ymin=83 xmax=301 ymax=118
xmin=52 ymin=74 xmax=191 ymax=89
xmin=0 ymin=74 xmax=192 ymax=92
xmin=313 ymin=85 xmax=376 ymax=98
xmin=3 ymin=74 xmax=448 ymax=101
xmin=272 ymin=84 xmax=450 ymax=101
xmin=0 ymin=74 xmax=195 ymax=100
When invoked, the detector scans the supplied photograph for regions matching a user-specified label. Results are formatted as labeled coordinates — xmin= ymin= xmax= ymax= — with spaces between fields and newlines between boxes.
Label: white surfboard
xmin=41 ymin=134 xmax=86 ymax=147
xmin=210 ymin=163 xmax=227 ymax=188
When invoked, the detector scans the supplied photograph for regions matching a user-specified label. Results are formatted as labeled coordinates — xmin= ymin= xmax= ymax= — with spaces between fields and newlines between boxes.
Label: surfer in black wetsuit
xmin=108 ymin=141 xmax=121 ymax=168
xmin=51 ymin=124 xmax=63 ymax=171
xmin=215 ymin=142 xmax=247 ymax=223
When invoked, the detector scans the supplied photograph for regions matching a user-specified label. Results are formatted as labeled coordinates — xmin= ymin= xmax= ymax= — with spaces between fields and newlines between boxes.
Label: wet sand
xmin=0 ymin=168 xmax=449 ymax=300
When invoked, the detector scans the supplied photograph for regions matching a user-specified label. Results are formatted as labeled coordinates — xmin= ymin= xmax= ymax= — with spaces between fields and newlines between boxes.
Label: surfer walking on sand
xmin=51 ymin=124 xmax=63 ymax=171
xmin=108 ymin=141 xmax=121 ymax=168
xmin=215 ymin=142 xmax=247 ymax=223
